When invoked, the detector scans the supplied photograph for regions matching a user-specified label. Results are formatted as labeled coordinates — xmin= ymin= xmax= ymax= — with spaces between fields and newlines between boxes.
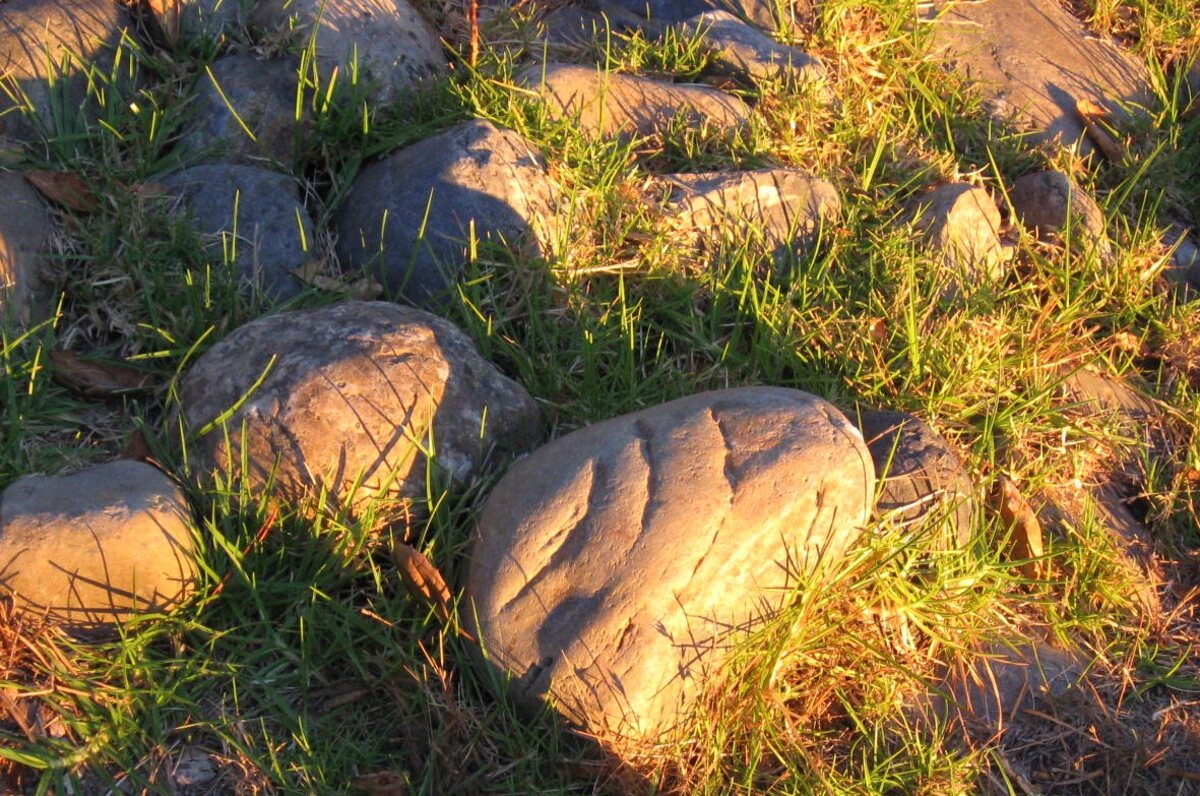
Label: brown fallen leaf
xmin=49 ymin=350 xmax=155 ymax=397
xmin=390 ymin=542 xmax=454 ymax=623
xmin=352 ymin=770 xmax=409 ymax=795
xmin=291 ymin=259 xmax=383 ymax=300
xmin=24 ymin=169 xmax=98 ymax=213
xmin=1075 ymin=99 xmax=1126 ymax=162
xmin=120 ymin=428 xmax=154 ymax=461
xmin=988 ymin=475 xmax=1045 ymax=580
xmin=866 ymin=317 xmax=887 ymax=344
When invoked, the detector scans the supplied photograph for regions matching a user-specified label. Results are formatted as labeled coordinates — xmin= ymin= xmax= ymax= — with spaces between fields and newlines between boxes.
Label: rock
xmin=177 ymin=54 xmax=307 ymax=166
xmin=0 ymin=169 xmax=52 ymax=326
xmin=599 ymin=0 xmax=813 ymax=32
xmin=917 ymin=640 xmax=1081 ymax=727
xmin=150 ymin=0 xmax=245 ymax=40
xmin=334 ymin=120 xmax=562 ymax=306
xmin=925 ymin=0 xmax=1153 ymax=155
xmin=0 ymin=0 xmax=130 ymax=143
xmin=163 ymin=164 xmax=312 ymax=302
xmin=660 ymin=169 xmax=840 ymax=259
xmin=538 ymin=6 xmax=636 ymax=51
xmin=1010 ymin=171 xmax=1108 ymax=253
xmin=176 ymin=301 xmax=543 ymax=515
xmin=1162 ymin=226 xmax=1200 ymax=291
xmin=676 ymin=10 xmax=825 ymax=88
xmin=517 ymin=62 xmax=750 ymax=140
xmin=251 ymin=0 xmax=445 ymax=105
xmin=908 ymin=183 xmax=1010 ymax=291
xmin=853 ymin=408 xmax=975 ymax=547
xmin=0 ymin=460 xmax=198 ymax=634
xmin=599 ymin=0 xmax=712 ymax=25
xmin=466 ymin=387 xmax=874 ymax=738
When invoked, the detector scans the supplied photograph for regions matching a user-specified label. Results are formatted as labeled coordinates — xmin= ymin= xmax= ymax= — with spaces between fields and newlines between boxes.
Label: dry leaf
xmin=132 ymin=181 xmax=169 ymax=199
xmin=120 ymin=428 xmax=154 ymax=461
xmin=24 ymin=170 xmax=97 ymax=213
xmin=146 ymin=0 xmax=182 ymax=45
xmin=1075 ymin=99 xmax=1126 ymax=162
xmin=989 ymin=475 xmax=1044 ymax=580
xmin=291 ymin=260 xmax=383 ymax=300
xmin=49 ymin=350 xmax=155 ymax=397
xmin=866 ymin=317 xmax=887 ymax=344
xmin=390 ymin=542 xmax=453 ymax=623
xmin=352 ymin=771 xmax=409 ymax=795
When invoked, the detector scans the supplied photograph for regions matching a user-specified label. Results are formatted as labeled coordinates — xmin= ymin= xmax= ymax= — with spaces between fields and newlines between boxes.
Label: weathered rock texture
xmin=251 ymin=0 xmax=445 ymax=104
xmin=151 ymin=0 xmax=245 ymax=39
xmin=335 ymin=120 xmax=562 ymax=306
xmin=518 ymin=63 xmax=749 ymax=139
xmin=1010 ymin=171 xmax=1109 ymax=253
xmin=178 ymin=54 xmax=307 ymax=166
xmin=925 ymin=0 xmax=1152 ymax=154
xmin=467 ymin=387 xmax=874 ymax=738
xmin=163 ymin=164 xmax=312 ymax=302
xmin=0 ymin=169 xmax=51 ymax=326
xmin=0 ymin=0 xmax=129 ymax=143
xmin=909 ymin=183 xmax=1009 ymax=290
xmin=177 ymin=301 xmax=543 ymax=515
xmin=854 ymin=408 xmax=975 ymax=547
xmin=661 ymin=169 xmax=840 ymax=258
xmin=677 ymin=10 xmax=825 ymax=87
xmin=0 ymin=460 xmax=197 ymax=633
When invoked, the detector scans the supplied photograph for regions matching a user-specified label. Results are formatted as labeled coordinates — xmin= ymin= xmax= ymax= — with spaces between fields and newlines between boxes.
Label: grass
xmin=2 ymin=0 xmax=1199 ymax=792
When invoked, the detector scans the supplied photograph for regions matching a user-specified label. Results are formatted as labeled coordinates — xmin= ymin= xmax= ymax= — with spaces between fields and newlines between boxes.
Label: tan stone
xmin=517 ymin=62 xmax=749 ymax=139
xmin=467 ymin=387 xmax=874 ymax=738
xmin=0 ymin=461 xmax=197 ymax=634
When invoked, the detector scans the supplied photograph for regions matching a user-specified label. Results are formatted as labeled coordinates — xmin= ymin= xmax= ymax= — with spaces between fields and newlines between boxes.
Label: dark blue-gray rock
xmin=852 ymin=408 xmax=975 ymax=547
xmin=537 ymin=5 xmax=641 ymax=51
xmin=660 ymin=169 xmax=840 ymax=259
xmin=466 ymin=387 xmax=874 ymax=738
xmin=677 ymin=10 xmax=825 ymax=88
xmin=251 ymin=0 xmax=445 ymax=104
xmin=0 ymin=460 xmax=198 ymax=635
xmin=908 ymin=183 xmax=1011 ymax=292
xmin=176 ymin=301 xmax=543 ymax=515
xmin=177 ymin=54 xmax=307 ymax=166
xmin=599 ymin=0 xmax=816 ymax=34
xmin=0 ymin=168 xmax=51 ymax=327
xmin=1162 ymin=226 xmax=1200 ymax=292
xmin=0 ymin=0 xmax=130 ymax=143
xmin=334 ymin=120 xmax=562 ymax=306
xmin=924 ymin=0 xmax=1152 ymax=156
xmin=517 ymin=62 xmax=749 ymax=140
xmin=1010 ymin=171 xmax=1109 ymax=256
xmin=163 ymin=164 xmax=312 ymax=302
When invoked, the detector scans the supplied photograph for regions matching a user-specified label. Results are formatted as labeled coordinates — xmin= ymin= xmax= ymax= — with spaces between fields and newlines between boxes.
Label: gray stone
xmin=909 ymin=183 xmax=1010 ymax=290
xmin=0 ymin=0 xmax=130 ymax=143
xmin=925 ymin=0 xmax=1153 ymax=155
xmin=660 ymin=169 xmax=840 ymax=259
xmin=178 ymin=54 xmax=307 ymax=167
xmin=176 ymin=301 xmax=543 ymax=516
xmin=538 ymin=6 xmax=634 ymax=52
xmin=517 ymin=62 xmax=749 ymax=140
xmin=1162 ymin=226 xmax=1200 ymax=291
xmin=335 ymin=120 xmax=562 ymax=306
xmin=918 ymin=640 xmax=1081 ymax=727
xmin=0 ymin=169 xmax=51 ymax=327
xmin=0 ymin=460 xmax=198 ymax=634
xmin=163 ymin=164 xmax=312 ymax=302
xmin=1060 ymin=367 xmax=1158 ymax=422
xmin=466 ymin=387 xmax=874 ymax=738
xmin=676 ymin=10 xmax=825 ymax=88
xmin=251 ymin=0 xmax=445 ymax=105
xmin=599 ymin=0 xmax=813 ymax=32
xmin=1010 ymin=171 xmax=1108 ymax=253
xmin=853 ymin=408 xmax=975 ymax=547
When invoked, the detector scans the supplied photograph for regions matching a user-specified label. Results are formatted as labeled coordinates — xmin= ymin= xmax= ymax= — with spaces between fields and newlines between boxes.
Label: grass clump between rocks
xmin=1 ymin=0 xmax=1199 ymax=793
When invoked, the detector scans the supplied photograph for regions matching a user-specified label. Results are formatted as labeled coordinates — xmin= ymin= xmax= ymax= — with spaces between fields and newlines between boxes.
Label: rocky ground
xmin=1 ymin=0 xmax=1199 ymax=793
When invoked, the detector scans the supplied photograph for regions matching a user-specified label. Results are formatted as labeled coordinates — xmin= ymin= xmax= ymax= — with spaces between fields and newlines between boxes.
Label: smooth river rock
xmin=335 ymin=120 xmax=562 ymax=306
xmin=0 ymin=169 xmax=51 ymax=326
xmin=251 ymin=0 xmax=445 ymax=104
xmin=909 ymin=183 xmax=1010 ymax=293
xmin=518 ymin=62 xmax=750 ymax=140
xmin=0 ymin=0 xmax=130 ymax=143
xmin=467 ymin=387 xmax=874 ymax=738
xmin=677 ymin=10 xmax=825 ymax=88
xmin=176 ymin=301 xmax=543 ymax=515
xmin=0 ymin=460 xmax=198 ymax=634
xmin=925 ymin=0 xmax=1152 ymax=155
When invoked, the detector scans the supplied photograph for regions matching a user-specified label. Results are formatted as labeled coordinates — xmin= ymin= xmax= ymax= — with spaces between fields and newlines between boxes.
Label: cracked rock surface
xmin=176 ymin=301 xmax=543 ymax=515
xmin=466 ymin=387 xmax=874 ymax=738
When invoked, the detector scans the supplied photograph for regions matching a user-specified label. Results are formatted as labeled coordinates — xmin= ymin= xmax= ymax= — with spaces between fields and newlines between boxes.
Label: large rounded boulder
xmin=466 ymin=387 xmax=874 ymax=738
xmin=175 ymin=301 xmax=543 ymax=515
